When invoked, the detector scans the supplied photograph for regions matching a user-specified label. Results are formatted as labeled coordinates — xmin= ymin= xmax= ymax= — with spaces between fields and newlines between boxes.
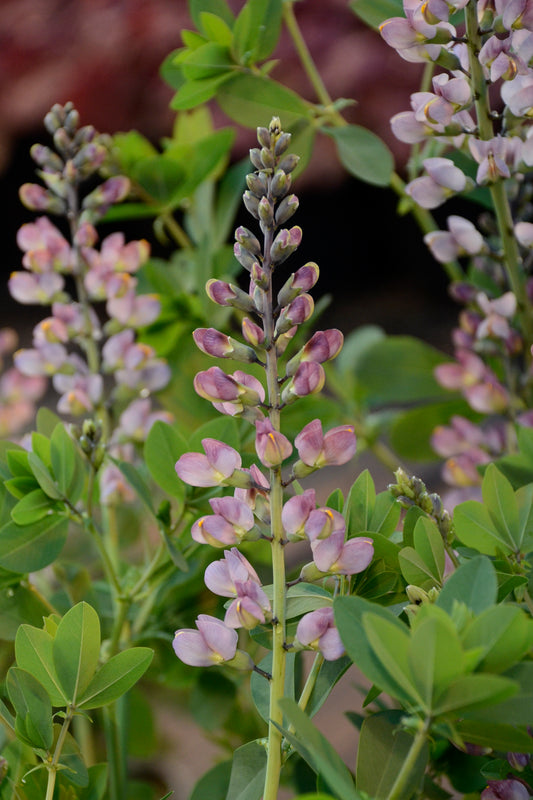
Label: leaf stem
xmin=45 ymin=705 xmax=76 ymax=800
xmin=297 ymin=653 xmax=324 ymax=713
xmin=385 ymin=717 xmax=430 ymax=800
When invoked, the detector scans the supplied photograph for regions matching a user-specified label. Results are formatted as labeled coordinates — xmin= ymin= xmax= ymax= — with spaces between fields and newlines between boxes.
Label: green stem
xmin=464 ymin=0 xmax=533 ymax=357
xmin=45 ymin=706 xmax=76 ymax=800
xmin=163 ymin=212 xmax=193 ymax=249
xmin=522 ymin=588 xmax=533 ymax=616
xmin=297 ymin=653 xmax=324 ymax=713
xmin=385 ymin=718 xmax=430 ymax=800
xmin=103 ymin=700 xmax=128 ymax=800
xmin=283 ymin=1 xmax=338 ymax=114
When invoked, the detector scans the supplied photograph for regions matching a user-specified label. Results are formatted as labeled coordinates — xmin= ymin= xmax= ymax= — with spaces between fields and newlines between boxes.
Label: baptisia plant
xmin=379 ymin=0 xmax=533 ymax=503
xmin=173 ymin=118 xmax=374 ymax=800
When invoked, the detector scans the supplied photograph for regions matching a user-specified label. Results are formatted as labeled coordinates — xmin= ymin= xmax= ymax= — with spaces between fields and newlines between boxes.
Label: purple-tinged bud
xmin=194 ymin=367 xmax=242 ymax=403
xmin=449 ymin=282 xmax=477 ymax=304
xmin=19 ymin=184 xmax=65 ymax=215
xmin=275 ymin=294 xmax=314 ymax=337
xmin=270 ymin=226 xmax=302 ymax=265
xmin=311 ymin=532 xmax=374 ymax=576
xmin=30 ymin=144 xmax=63 ymax=172
xmin=53 ymin=128 xmax=72 ymax=156
xmin=39 ymin=170 xmax=68 ymax=199
xmin=246 ymin=172 xmax=268 ymax=198
xmin=295 ymin=607 xmax=344 ymax=661
xmin=242 ymin=318 xmax=265 ymax=347
xmin=243 ymin=190 xmax=260 ymax=219
xmin=235 ymin=226 xmax=261 ymax=256
xmin=286 ymin=329 xmax=344 ymax=376
xmin=82 ymin=176 xmax=130 ymax=210
xmin=481 ymin=780 xmax=530 ymax=800
xmin=257 ymin=126 xmax=271 ymax=149
xmin=277 ymin=262 xmax=320 ymax=307
xmin=281 ymin=362 xmax=325 ymax=404
xmin=206 ymin=279 xmax=256 ymax=313
xmin=64 ymin=107 xmax=80 ymax=135
xmin=249 ymin=148 xmax=263 ymax=170
xmin=271 ymin=169 xmax=291 ymax=198
xmin=277 ymin=153 xmax=300 ymax=174
xmin=255 ymin=418 xmax=292 ymax=468
xmin=258 ymin=196 xmax=274 ymax=227
xmin=193 ymin=328 xmax=258 ymax=363
xmin=507 ymin=753 xmax=529 ymax=772
xmin=173 ymin=614 xmax=239 ymax=667
xmin=251 ymin=263 xmax=268 ymax=289
xmin=274 ymin=132 xmax=291 ymax=156
xmin=282 ymin=489 xmax=316 ymax=542
xmin=275 ymin=194 xmax=299 ymax=225
xmin=176 ymin=438 xmax=243 ymax=487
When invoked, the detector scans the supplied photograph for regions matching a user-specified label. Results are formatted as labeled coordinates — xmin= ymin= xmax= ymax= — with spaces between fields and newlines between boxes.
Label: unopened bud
xmin=234 ymin=243 xmax=258 ymax=272
xmin=270 ymin=226 xmax=302 ymax=265
xmin=260 ymin=147 xmax=275 ymax=169
xmin=53 ymin=128 xmax=72 ymax=156
xmin=246 ymin=171 xmax=268 ymax=197
xmin=64 ymin=107 xmax=80 ymax=135
xmin=271 ymin=169 xmax=291 ymax=198
xmin=406 ymin=585 xmax=429 ymax=605
xmin=249 ymin=148 xmax=263 ymax=170
xmin=235 ymin=226 xmax=262 ymax=256
xmin=19 ymin=184 xmax=65 ymax=215
xmin=274 ymin=132 xmax=291 ymax=156
xmin=243 ymin=190 xmax=260 ymax=219
xmin=206 ymin=279 xmax=256 ymax=313
xmin=256 ymin=126 xmax=271 ymax=149
xmin=30 ymin=144 xmax=63 ymax=171
xmin=258 ymin=196 xmax=274 ymax=227
xmin=277 ymin=153 xmax=300 ymax=173
xmin=242 ymin=318 xmax=265 ymax=347
xmin=275 ymin=194 xmax=299 ymax=225
xmin=251 ymin=263 xmax=269 ymax=289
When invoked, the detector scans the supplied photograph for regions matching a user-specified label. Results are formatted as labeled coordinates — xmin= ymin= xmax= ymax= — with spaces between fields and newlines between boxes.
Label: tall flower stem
xmin=263 ymin=188 xmax=287 ymax=800
xmin=464 ymin=0 xmax=533 ymax=359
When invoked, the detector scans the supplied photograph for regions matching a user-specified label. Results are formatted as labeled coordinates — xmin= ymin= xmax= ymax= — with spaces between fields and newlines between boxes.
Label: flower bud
xmin=275 ymin=294 xmax=314 ymax=337
xmin=206 ymin=279 xmax=256 ymax=313
xmin=255 ymin=418 xmax=292 ymax=467
xmin=249 ymin=148 xmax=263 ymax=170
xmin=260 ymin=147 xmax=275 ymax=169
xmin=271 ymin=169 xmax=291 ymax=198
xmin=30 ymin=144 xmax=64 ymax=172
xmin=19 ymin=184 xmax=65 ymax=214
xmin=242 ymin=318 xmax=265 ymax=347
xmin=286 ymin=329 xmax=343 ymax=376
xmin=270 ymin=226 xmax=302 ymax=265
xmin=258 ymin=196 xmax=274 ymax=227
xmin=274 ymin=132 xmax=291 ymax=156
xmin=234 ymin=243 xmax=258 ymax=272
xmin=277 ymin=153 xmax=300 ymax=173
xmin=281 ymin=362 xmax=325 ymax=404
xmin=275 ymin=194 xmax=299 ymax=225
xmin=256 ymin=126 xmax=271 ymax=149
xmin=243 ymin=190 xmax=260 ymax=218
xmin=53 ymin=128 xmax=72 ymax=156
xmin=235 ymin=226 xmax=261 ymax=256
xmin=246 ymin=171 xmax=268 ymax=198
xmin=277 ymin=263 xmax=319 ymax=307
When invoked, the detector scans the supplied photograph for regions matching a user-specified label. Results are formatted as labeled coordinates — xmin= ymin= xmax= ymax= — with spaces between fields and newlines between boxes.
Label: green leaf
xmin=0 ymin=515 xmax=68 ymax=573
xmin=409 ymin=613 xmax=464 ymax=707
xmin=369 ymin=491 xmax=400 ymax=536
xmin=27 ymin=453 xmax=63 ymax=500
xmin=344 ymin=470 xmax=375 ymax=535
xmin=356 ymin=710 xmax=428 ymax=800
xmin=455 ymin=720 xmax=533 ymax=753
xmin=225 ymin=740 xmax=267 ymax=800
xmin=15 ymin=625 xmax=66 ymax=706
xmin=190 ymin=760 xmax=232 ymax=800
xmin=307 ymin=656 xmax=352 ymax=718
xmin=31 ymin=432 xmax=51 ymax=467
xmin=78 ymin=764 xmax=109 ymax=800
xmin=362 ymin=613 xmax=423 ymax=709
xmin=6 ymin=448 xmax=32 ymax=478
xmin=181 ymin=42 xmax=233 ymax=81
xmin=171 ymin=73 xmax=234 ymax=110
xmin=286 ymin=584 xmax=332 ymax=618
xmin=77 ymin=647 xmax=153 ymax=709
xmin=481 ymin=464 xmax=520 ymax=549
xmin=217 ymin=74 xmax=310 ymax=129
xmin=50 ymin=424 xmax=77 ymax=498
xmin=277 ymin=699 xmax=358 ymax=800
xmin=36 ymin=407 xmax=62 ymax=437
xmin=53 ymin=602 xmax=101 ymax=703
xmin=453 ymin=501 xmax=513 ymax=556
xmin=200 ymin=12 xmax=233 ymax=45
xmin=461 ymin=605 xmax=533 ymax=674
xmin=433 ymin=673 xmax=518 ymax=716
xmin=11 ymin=490 xmax=57 ymax=526
xmin=188 ymin=416 xmax=240 ymax=452
xmin=399 ymin=517 xmax=444 ymax=589
xmin=0 ymin=585 xmax=52 ymax=642
xmin=189 ymin=0 xmax=235 ymax=31
xmin=132 ymin=156 xmax=186 ymax=204
xmin=250 ymin=651 xmax=294 ymax=723
xmin=7 ymin=667 xmax=53 ymax=750
xmin=111 ymin=459 xmax=156 ymax=514
xmin=349 ymin=0 xmax=403 ymax=29
xmin=322 ymin=125 xmax=394 ymax=187
xmin=232 ymin=0 xmax=283 ymax=64
xmin=436 ymin=557 xmax=497 ymax=615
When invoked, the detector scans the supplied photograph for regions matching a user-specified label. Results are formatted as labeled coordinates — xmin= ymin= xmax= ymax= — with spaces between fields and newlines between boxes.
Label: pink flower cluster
xmin=10 ymin=104 xmax=170 ymax=458
xmin=0 ymin=329 xmax=46 ymax=439
xmin=173 ymin=122 xmax=374 ymax=669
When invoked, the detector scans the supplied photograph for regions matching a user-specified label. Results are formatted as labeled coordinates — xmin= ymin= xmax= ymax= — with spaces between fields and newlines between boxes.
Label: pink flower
xmin=224 ymin=581 xmax=272 ymax=629
xmin=311 ymin=533 xmax=374 ymax=576
xmin=277 ymin=262 xmax=320 ymax=307
xmin=176 ymin=438 xmax=244 ymax=487
xmin=406 ymin=158 xmax=467 ymax=209
xmin=282 ymin=489 xmax=316 ymax=541
xmin=173 ymin=615 xmax=238 ymax=667
xmin=296 ymin=607 xmax=344 ymax=661
xmin=9 ymin=271 xmax=65 ymax=304
xmin=204 ymin=548 xmax=261 ymax=597
xmin=294 ymin=419 xmax=356 ymax=470
xmin=191 ymin=496 xmax=256 ymax=548
xmin=424 ymin=216 xmax=485 ymax=263
xmin=255 ymin=418 xmax=292 ymax=468
xmin=305 ymin=507 xmax=345 ymax=542
xmin=481 ymin=779 xmax=530 ymax=800
xmin=282 ymin=362 xmax=325 ymax=404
